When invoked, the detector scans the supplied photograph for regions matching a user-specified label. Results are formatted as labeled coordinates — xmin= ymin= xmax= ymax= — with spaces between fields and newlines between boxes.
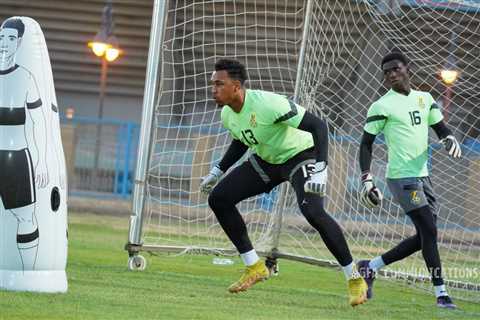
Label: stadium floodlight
xmin=126 ymin=0 xmax=480 ymax=303
xmin=440 ymin=69 xmax=459 ymax=86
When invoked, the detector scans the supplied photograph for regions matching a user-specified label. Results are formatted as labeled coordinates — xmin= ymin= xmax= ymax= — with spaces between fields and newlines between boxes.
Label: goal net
xmin=128 ymin=0 xmax=480 ymax=302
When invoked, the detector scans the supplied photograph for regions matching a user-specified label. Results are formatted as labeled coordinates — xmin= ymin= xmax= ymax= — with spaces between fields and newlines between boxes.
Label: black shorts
xmin=211 ymin=147 xmax=323 ymax=213
xmin=247 ymin=147 xmax=317 ymax=191
xmin=0 ymin=148 xmax=36 ymax=209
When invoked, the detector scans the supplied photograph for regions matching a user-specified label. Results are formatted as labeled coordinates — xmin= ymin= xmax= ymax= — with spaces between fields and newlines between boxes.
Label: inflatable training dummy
xmin=0 ymin=17 xmax=68 ymax=292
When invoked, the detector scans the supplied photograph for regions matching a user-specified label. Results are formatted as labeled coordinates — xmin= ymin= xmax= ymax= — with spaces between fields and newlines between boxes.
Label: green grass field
xmin=1 ymin=212 xmax=479 ymax=320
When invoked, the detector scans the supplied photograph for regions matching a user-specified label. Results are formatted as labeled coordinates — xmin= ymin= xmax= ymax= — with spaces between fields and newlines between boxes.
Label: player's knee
xmin=9 ymin=209 xmax=34 ymax=224
xmin=298 ymin=198 xmax=311 ymax=217
xmin=208 ymin=188 xmax=232 ymax=211
xmin=424 ymin=223 xmax=437 ymax=240
xmin=412 ymin=234 xmax=422 ymax=251
xmin=207 ymin=190 xmax=219 ymax=209
xmin=299 ymin=197 xmax=327 ymax=222
xmin=409 ymin=205 xmax=437 ymax=241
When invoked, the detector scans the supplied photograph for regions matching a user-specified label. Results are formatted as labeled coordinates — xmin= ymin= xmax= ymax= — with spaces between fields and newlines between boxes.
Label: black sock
xmin=298 ymin=195 xmax=353 ymax=266
xmin=382 ymin=234 xmax=421 ymax=265
xmin=206 ymin=162 xmax=273 ymax=254
xmin=208 ymin=191 xmax=254 ymax=254
xmin=407 ymin=206 xmax=444 ymax=286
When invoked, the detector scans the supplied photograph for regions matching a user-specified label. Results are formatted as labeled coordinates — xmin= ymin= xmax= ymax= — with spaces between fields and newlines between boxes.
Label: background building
xmin=0 ymin=0 xmax=152 ymax=122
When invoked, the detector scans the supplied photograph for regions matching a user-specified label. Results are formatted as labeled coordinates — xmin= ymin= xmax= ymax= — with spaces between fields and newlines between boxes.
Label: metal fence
xmin=61 ymin=115 xmax=480 ymax=207
xmin=61 ymin=116 xmax=139 ymax=199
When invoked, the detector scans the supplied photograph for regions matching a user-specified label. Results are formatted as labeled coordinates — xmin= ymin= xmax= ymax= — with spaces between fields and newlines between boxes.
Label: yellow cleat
xmin=228 ymin=260 xmax=269 ymax=293
xmin=348 ymin=276 xmax=368 ymax=307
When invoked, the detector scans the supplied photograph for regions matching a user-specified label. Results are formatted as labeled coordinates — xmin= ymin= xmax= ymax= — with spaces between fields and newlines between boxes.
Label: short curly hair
xmin=381 ymin=50 xmax=409 ymax=69
xmin=215 ymin=59 xmax=247 ymax=84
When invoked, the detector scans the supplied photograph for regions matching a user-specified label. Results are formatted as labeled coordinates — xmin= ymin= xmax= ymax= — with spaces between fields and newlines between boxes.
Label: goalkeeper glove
xmin=304 ymin=161 xmax=327 ymax=196
xmin=440 ymin=135 xmax=461 ymax=159
xmin=200 ymin=166 xmax=223 ymax=194
xmin=359 ymin=172 xmax=383 ymax=209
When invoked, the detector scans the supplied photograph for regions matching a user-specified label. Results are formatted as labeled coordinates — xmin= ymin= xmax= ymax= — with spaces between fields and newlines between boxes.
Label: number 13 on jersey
xmin=241 ymin=129 xmax=258 ymax=146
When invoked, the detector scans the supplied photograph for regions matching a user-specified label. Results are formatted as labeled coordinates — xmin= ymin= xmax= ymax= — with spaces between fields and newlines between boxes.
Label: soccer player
xmin=0 ymin=18 xmax=49 ymax=270
xmin=200 ymin=59 xmax=368 ymax=306
xmin=357 ymin=51 xmax=460 ymax=309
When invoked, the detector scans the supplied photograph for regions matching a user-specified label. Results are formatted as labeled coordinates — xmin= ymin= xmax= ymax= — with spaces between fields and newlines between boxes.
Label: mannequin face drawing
xmin=0 ymin=28 xmax=20 ymax=64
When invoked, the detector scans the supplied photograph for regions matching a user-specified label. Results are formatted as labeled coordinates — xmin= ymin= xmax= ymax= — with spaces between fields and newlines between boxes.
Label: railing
xmin=60 ymin=116 xmax=480 ymax=202
xmin=61 ymin=116 xmax=140 ymax=199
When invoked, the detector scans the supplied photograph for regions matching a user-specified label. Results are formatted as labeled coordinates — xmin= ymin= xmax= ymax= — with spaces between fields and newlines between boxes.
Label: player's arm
xmin=429 ymin=102 xmax=461 ymax=158
xmin=218 ymin=138 xmax=248 ymax=172
xmin=359 ymin=131 xmax=376 ymax=174
xmin=272 ymin=99 xmax=328 ymax=161
xmin=358 ymin=103 xmax=385 ymax=208
xmin=297 ymin=111 xmax=328 ymax=163
xmin=295 ymin=111 xmax=329 ymax=196
xmin=199 ymin=138 xmax=248 ymax=194
xmin=358 ymin=131 xmax=383 ymax=208
xmin=269 ymin=96 xmax=328 ymax=195
xmin=27 ymin=74 xmax=49 ymax=188
xmin=200 ymin=104 xmax=249 ymax=194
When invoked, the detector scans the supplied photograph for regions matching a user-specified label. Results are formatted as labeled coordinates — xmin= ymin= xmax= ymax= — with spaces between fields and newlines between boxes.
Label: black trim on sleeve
xmin=297 ymin=111 xmax=328 ymax=163
xmin=218 ymin=139 xmax=249 ymax=172
xmin=274 ymin=99 xmax=298 ymax=124
xmin=430 ymin=103 xmax=440 ymax=110
xmin=366 ymin=115 xmax=387 ymax=123
xmin=26 ymin=98 xmax=42 ymax=109
xmin=51 ymin=104 xmax=59 ymax=113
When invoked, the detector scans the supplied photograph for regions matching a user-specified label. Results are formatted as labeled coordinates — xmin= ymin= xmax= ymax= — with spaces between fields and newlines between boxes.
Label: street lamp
xmin=88 ymin=34 xmax=121 ymax=62
xmin=88 ymin=0 xmax=121 ymax=183
xmin=88 ymin=0 xmax=121 ymax=119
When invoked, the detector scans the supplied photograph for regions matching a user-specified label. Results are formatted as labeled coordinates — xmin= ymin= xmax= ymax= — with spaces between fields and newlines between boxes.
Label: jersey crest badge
xmin=418 ymin=97 xmax=425 ymax=109
xmin=249 ymin=113 xmax=257 ymax=128
xmin=410 ymin=191 xmax=421 ymax=205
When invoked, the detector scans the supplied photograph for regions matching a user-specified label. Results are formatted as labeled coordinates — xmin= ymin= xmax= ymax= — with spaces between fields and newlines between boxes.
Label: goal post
xmin=126 ymin=0 xmax=480 ymax=302
xmin=128 ymin=0 xmax=168 ymax=251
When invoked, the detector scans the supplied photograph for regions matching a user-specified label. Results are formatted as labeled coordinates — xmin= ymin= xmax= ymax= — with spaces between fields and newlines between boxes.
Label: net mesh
xmin=140 ymin=0 xmax=480 ymax=301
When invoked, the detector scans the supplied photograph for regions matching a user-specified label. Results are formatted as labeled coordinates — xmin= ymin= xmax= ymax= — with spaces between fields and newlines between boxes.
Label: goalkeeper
xmin=357 ymin=51 xmax=460 ymax=309
xmin=200 ymin=59 xmax=367 ymax=306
